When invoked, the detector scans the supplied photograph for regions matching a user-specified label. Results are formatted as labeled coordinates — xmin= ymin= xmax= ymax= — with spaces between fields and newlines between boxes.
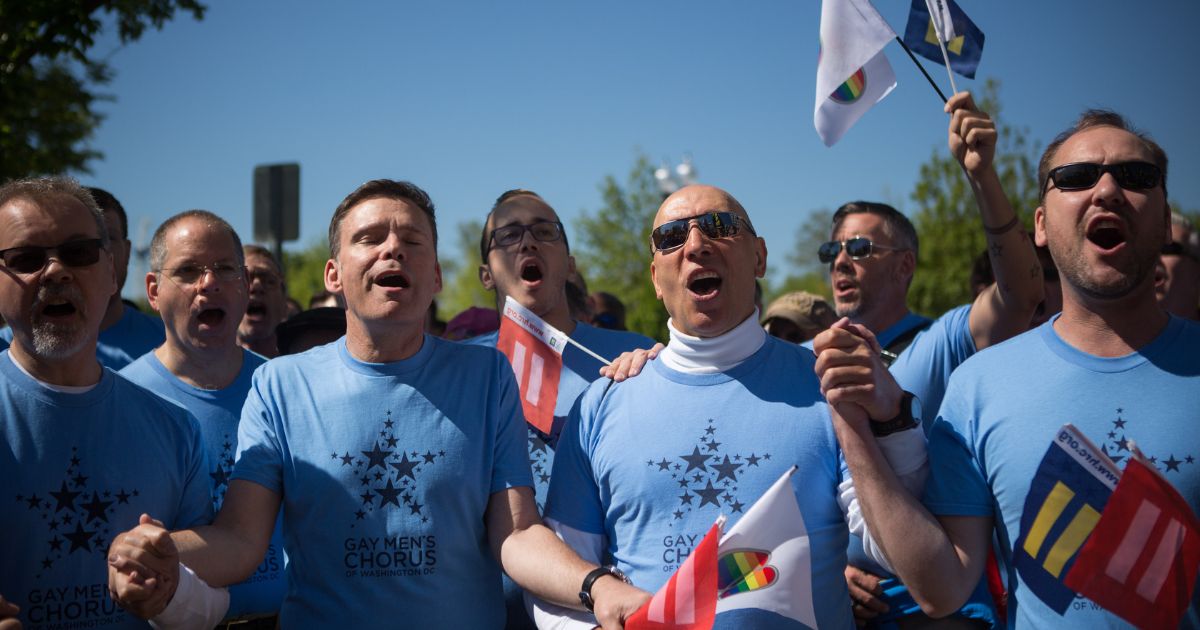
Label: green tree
xmin=574 ymin=155 xmax=668 ymax=342
xmin=438 ymin=219 xmax=494 ymax=319
xmin=770 ymin=208 xmax=833 ymax=304
xmin=1 ymin=0 xmax=206 ymax=180
xmin=281 ymin=238 xmax=330 ymax=308
xmin=908 ymin=79 xmax=1041 ymax=317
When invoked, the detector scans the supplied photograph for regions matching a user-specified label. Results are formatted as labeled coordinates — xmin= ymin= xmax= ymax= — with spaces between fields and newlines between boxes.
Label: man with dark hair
xmin=588 ymin=291 xmax=628 ymax=331
xmin=816 ymin=93 xmax=1044 ymax=629
xmin=0 ymin=177 xmax=211 ymax=629
xmin=467 ymin=189 xmax=652 ymax=630
xmin=1156 ymin=212 xmax=1199 ymax=320
xmin=236 ymin=245 xmax=288 ymax=358
xmin=845 ymin=109 xmax=1200 ymax=627
xmin=0 ymin=186 xmax=164 ymax=369
xmin=107 ymin=179 xmax=650 ymax=629
xmin=120 ymin=210 xmax=286 ymax=626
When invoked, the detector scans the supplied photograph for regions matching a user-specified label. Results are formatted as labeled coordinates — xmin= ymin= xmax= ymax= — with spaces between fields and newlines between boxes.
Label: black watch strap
xmin=579 ymin=565 xmax=629 ymax=612
xmin=871 ymin=392 xmax=918 ymax=437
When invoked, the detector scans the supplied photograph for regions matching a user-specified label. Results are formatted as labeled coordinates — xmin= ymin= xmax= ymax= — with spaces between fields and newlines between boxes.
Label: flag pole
xmin=924 ymin=0 xmax=960 ymax=96
xmin=893 ymin=36 xmax=947 ymax=103
xmin=564 ymin=336 xmax=612 ymax=367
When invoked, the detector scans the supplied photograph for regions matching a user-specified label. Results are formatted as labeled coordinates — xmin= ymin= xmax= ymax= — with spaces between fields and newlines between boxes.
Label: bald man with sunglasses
xmin=0 ymin=177 xmax=212 ymax=629
xmin=533 ymin=184 xmax=929 ymax=629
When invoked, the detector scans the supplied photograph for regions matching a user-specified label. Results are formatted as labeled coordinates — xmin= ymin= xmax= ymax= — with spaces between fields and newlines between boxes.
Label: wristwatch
xmin=870 ymin=391 xmax=920 ymax=437
xmin=579 ymin=565 xmax=631 ymax=612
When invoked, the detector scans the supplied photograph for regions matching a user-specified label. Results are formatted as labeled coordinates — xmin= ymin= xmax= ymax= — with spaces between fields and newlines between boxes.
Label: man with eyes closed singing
xmin=106 ymin=179 xmax=650 ymax=629
xmin=532 ymin=184 xmax=930 ymax=629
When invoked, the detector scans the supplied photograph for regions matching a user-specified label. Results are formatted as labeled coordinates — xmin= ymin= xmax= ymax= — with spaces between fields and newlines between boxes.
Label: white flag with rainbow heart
xmin=814 ymin=0 xmax=897 ymax=146
xmin=714 ymin=465 xmax=816 ymax=627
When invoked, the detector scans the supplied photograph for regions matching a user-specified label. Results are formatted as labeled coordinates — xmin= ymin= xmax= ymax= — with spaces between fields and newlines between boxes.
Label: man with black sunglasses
xmin=0 ymin=188 xmax=165 ymax=370
xmin=0 ymin=177 xmax=213 ymax=629
xmin=845 ymin=110 xmax=1200 ymax=627
xmin=1155 ymin=212 xmax=1199 ymax=320
xmin=534 ymin=184 xmax=928 ymax=628
xmin=467 ymin=189 xmax=653 ymax=630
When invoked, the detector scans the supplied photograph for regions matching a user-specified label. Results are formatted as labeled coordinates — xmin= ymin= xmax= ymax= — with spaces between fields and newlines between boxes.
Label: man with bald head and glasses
xmin=533 ymin=183 xmax=929 ymax=628
xmin=0 ymin=177 xmax=212 ymax=629
xmin=119 ymin=210 xmax=285 ymax=627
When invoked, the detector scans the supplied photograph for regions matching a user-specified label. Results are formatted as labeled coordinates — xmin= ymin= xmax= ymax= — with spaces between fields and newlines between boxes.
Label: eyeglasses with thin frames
xmin=157 ymin=263 xmax=245 ymax=287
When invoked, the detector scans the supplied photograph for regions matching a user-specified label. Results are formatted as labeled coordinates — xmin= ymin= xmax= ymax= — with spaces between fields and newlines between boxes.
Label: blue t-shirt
xmin=546 ymin=337 xmax=856 ymax=629
xmin=1 ymin=304 xmax=165 ymax=371
xmin=0 ymin=351 xmax=213 ymax=630
xmin=924 ymin=315 xmax=1200 ymax=628
xmin=230 ymin=336 xmax=532 ymax=629
xmin=120 ymin=350 xmax=285 ymax=619
xmin=876 ymin=312 xmax=933 ymax=351
xmin=846 ymin=304 xmax=993 ymax=627
xmin=465 ymin=321 xmax=654 ymax=509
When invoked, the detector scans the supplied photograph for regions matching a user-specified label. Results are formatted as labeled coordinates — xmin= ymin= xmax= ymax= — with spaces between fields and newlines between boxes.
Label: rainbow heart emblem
xmin=717 ymin=549 xmax=778 ymax=598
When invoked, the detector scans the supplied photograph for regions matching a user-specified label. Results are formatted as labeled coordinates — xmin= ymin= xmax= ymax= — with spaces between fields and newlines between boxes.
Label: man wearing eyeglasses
xmin=844 ymin=111 xmax=1200 ymax=627
xmin=534 ymin=184 xmax=928 ymax=628
xmin=0 ymin=177 xmax=213 ymax=629
xmin=1155 ymin=212 xmax=1199 ymax=320
xmin=467 ymin=189 xmax=654 ymax=629
xmin=118 ymin=210 xmax=285 ymax=628
xmin=106 ymin=179 xmax=651 ymax=629
xmin=0 ymin=187 xmax=166 ymax=370
xmin=235 ymin=245 xmax=288 ymax=358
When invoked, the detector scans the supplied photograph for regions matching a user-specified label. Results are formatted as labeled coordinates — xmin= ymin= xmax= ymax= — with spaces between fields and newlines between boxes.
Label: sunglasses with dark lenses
xmin=818 ymin=237 xmax=906 ymax=264
xmin=650 ymin=212 xmax=754 ymax=253
xmin=489 ymin=221 xmax=565 ymax=251
xmin=0 ymin=238 xmax=104 ymax=274
xmin=1045 ymin=161 xmax=1161 ymax=193
xmin=1162 ymin=241 xmax=1199 ymax=261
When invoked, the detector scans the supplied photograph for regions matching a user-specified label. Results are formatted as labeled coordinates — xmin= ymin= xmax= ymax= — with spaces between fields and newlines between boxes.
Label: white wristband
xmin=148 ymin=563 xmax=230 ymax=630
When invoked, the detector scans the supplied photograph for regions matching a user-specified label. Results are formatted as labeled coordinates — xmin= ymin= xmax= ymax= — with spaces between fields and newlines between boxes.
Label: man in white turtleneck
xmin=530 ymin=185 xmax=929 ymax=629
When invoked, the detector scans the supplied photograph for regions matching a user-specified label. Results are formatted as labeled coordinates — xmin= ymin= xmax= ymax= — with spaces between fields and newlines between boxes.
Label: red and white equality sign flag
xmin=627 ymin=523 xmax=720 ymax=630
xmin=497 ymin=296 xmax=566 ymax=435
xmin=1065 ymin=452 xmax=1200 ymax=629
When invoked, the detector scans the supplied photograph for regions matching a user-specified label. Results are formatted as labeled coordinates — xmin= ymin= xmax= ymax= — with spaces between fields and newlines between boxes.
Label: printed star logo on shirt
xmin=1098 ymin=407 xmax=1195 ymax=475
xmin=645 ymin=419 xmax=770 ymax=525
xmin=15 ymin=447 xmax=138 ymax=578
xmin=348 ymin=409 xmax=443 ymax=527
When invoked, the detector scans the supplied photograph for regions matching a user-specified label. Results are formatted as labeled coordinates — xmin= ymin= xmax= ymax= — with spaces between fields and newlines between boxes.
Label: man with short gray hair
xmin=0 ymin=177 xmax=211 ymax=629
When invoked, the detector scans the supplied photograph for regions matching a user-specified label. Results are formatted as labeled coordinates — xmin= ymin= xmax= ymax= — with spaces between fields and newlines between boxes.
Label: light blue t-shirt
xmin=1 ymin=304 xmax=165 ymax=370
xmin=876 ymin=311 xmax=934 ymax=351
xmin=546 ymin=337 xmax=856 ymax=629
xmin=120 ymin=349 xmax=286 ymax=619
xmin=231 ymin=335 xmax=532 ymax=629
xmin=0 ymin=351 xmax=213 ymax=630
xmin=924 ymin=315 xmax=1200 ymax=628
xmin=465 ymin=321 xmax=654 ymax=509
xmin=888 ymin=304 xmax=976 ymax=427
xmin=847 ymin=304 xmax=993 ymax=628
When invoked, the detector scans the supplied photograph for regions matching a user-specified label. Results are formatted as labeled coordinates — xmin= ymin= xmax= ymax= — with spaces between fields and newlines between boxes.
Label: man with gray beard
xmin=0 ymin=177 xmax=212 ymax=630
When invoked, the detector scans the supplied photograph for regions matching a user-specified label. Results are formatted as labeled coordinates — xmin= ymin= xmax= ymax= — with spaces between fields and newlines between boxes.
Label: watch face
xmin=909 ymin=393 xmax=923 ymax=426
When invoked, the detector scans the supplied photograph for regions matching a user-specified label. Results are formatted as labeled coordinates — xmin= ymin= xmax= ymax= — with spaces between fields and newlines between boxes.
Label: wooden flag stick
xmin=894 ymin=36 xmax=947 ymax=104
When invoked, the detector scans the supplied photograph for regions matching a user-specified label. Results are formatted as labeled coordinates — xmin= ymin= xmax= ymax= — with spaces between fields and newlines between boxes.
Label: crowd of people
xmin=1 ymin=91 xmax=1198 ymax=630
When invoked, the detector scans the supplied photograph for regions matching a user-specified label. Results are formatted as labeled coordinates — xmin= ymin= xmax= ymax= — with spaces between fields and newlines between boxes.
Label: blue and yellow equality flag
xmin=1013 ymin=424 xmax=1121 ymax=614
xmin=902 ymin=0 xmax=985 ymax=79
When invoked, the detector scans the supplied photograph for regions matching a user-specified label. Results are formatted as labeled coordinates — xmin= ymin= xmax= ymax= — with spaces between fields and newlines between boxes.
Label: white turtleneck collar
xmin=659 ymin=309 xmax=767 ymax=374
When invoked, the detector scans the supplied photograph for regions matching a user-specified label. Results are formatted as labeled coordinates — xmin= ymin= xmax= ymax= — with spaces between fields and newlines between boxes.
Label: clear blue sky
xmin=84 ymin=0 xmax=1200 ymax=297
